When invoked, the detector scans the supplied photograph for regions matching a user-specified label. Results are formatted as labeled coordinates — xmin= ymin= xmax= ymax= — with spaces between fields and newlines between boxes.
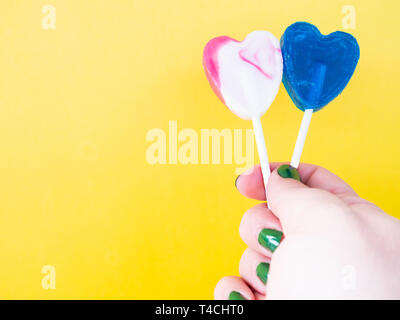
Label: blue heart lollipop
xmin=281 ymin=22 xmax=360 ymax=111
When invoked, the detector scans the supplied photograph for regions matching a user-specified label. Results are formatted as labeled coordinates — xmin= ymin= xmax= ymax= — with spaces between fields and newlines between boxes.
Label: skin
xmin=214 ymin=163 xmax=400 ymax=300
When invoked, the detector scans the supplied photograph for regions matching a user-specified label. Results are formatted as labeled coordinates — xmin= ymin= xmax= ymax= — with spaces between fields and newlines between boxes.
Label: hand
xmin=214 ymin=163 xmax=400 ymax=299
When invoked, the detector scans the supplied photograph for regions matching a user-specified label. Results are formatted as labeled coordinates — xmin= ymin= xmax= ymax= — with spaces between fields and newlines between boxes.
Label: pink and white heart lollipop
xmin=203 ymin=31 xmax=283 ymax=194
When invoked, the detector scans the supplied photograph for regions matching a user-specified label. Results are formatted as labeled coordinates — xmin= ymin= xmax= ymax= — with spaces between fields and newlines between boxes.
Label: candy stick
xmin=252 ymin=117 xmax=270 ymax=198
xmin=290 ymin=109 xmax=313 ymax=168
xmin=290 ymin=63 xmax=326 ymax=169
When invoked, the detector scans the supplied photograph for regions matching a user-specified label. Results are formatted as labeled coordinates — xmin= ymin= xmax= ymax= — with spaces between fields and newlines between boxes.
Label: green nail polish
xmin=256 ymin=262 xmax=270 ymax=284
xmin=229 ymin=291 xmax=246 ymax=300
xmin=258 ymin=229 xmax=283 ymax=252
xmin=277 ymin=164 xmax=301 ymax=181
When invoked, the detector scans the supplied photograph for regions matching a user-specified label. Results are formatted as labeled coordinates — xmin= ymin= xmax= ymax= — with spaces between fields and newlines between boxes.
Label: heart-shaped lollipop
xmin=281 ymin=22 xmax=360 ymax=111
xmin=203 ymin=31 xmax=283 ymax=119
xmin=280 ymin=22 xmax=360 ymax=168
xmin=203 ymin=31 xmax=283 ymax=194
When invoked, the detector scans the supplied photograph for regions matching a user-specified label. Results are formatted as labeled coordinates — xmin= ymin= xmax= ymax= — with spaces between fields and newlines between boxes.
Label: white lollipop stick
xmin=290 ymin=109 xmax=313 ymax=168
xmin=252 ymin=117 xmax=270 ymax=198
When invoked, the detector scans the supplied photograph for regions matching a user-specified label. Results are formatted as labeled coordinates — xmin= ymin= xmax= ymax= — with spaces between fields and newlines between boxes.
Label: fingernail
xmin=229 ymin=291 xmax=246 ymax=300
xmin=277 ymin=164 xmax=301 ymax=181
xmin=235 ymin=175 xmax=241 ymax=189
xmin=258 ymin=229 xmax=283 ymax=252
xmin=256 ymin=262 xmax=270 ymax=285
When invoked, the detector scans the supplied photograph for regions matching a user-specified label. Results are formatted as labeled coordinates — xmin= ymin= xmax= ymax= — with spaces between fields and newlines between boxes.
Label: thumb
xmin=266 ymin=165 xmax=348 ymax=233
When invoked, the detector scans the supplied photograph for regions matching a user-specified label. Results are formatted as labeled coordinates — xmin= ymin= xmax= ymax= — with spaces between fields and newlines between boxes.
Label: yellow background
xmin=0 ymin=0 xmax=399 ymax=299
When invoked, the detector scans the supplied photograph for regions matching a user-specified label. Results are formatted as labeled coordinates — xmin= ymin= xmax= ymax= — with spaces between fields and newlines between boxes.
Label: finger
xmin=239 ymin=203 xmax=283 ymax=257
xmin=236 ymin=162 xmax=358 ymax=202
xmin=214 ymin=276 xmax=255 ymax=300
xmin=267 ymin=168 xmax=352 ymax=233
xmin=239 ymin=248 xmax=270 ymax=294
xmin=254 ymin=292 xmax=266 ymax=300
xmin=292 ymin=163 xmax=358 ymax=200
xmin=235 ymin=164 xmax=267 ymax=201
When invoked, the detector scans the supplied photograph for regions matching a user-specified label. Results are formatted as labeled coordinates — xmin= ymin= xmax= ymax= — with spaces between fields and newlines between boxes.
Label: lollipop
xmin=281 ymin=22 xmax=360 ymax=169
xmin=203 ymin=31 xmax=283 ymax=195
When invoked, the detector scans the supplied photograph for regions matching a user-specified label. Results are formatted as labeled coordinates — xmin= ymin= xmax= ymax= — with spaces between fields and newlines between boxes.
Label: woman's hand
xmin=214 ymin=163 xmax=400 ymax=300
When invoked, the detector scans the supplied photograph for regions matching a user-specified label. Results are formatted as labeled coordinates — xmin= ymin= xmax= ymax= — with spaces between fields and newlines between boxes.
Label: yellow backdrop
xmin=0 ymin=0 xmax=399 ymax=299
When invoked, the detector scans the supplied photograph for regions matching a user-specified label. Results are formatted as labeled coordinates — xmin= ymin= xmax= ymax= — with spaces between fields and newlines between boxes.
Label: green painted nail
xmin=277 ymin=164 xmax=301 ymax=181
xmin=229 ymin=291 xmax=246 ymax=300
xmin=256 ymin=262 xmax=270 ymax=284
xmin=258 ymin=229 xmax=283 ymax=252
